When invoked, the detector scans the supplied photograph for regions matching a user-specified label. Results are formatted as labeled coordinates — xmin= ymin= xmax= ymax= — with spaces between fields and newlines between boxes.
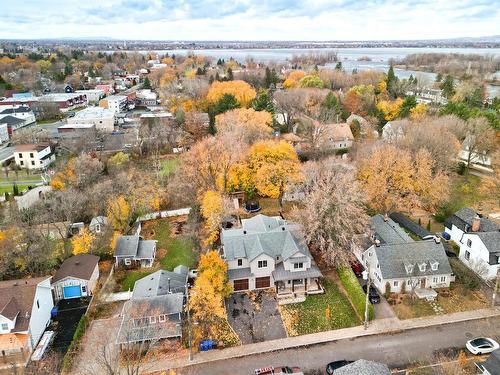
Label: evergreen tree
xmin=143 ymin=77 xmax=151 ymax=89
xmin=208 ymin=107 xmax=216 ymax=134
xmin=335 ymin=61 xmax=342 ymax=71
xmin=441 ymin=75 xmax=455 ymax=98
xmin=399 ymin=96 xmax=417 ymax=118
xmin=214 ymin=93 xmax=240 ymax=115
xmin=252 ymin=90 xmax=274 ymax=113
xmin=196 ymin=67 xmax=204 ymax=75
xmin=227 ymin=68 xmax=234 ymax=81
xmin=386 ymin=65 xmax=398 ymax=97
xmin=436 ymin=73 xmax=443 ymax=83
xmin=13 ymin=183 xmax=19 ymax=196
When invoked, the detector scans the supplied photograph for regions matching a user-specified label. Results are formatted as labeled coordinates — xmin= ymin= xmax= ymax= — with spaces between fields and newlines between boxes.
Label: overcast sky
xmin=1 ymin=0 xmax=499 ymax=41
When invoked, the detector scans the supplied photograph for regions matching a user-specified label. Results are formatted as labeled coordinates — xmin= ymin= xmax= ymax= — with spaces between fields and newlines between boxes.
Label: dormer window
xmin=294 ymin=262 xmax=304 ymax=269
xmin=430 ymin=261 xmax=439 ymax=271
xmin=237 ymin=259 xmax=243 ymax=267
xmin=405 ymin=263 xmax=414 ymax=274
xmin=418 ymin=263 xmax=427 ymax=272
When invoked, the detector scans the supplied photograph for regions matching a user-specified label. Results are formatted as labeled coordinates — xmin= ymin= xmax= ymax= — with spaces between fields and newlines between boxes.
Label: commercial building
xmin=67 ymin=107 xmax=115 ymax=132
xmin=75 ymin=89 xmax=105 ymax=105
xmin=99 ymin=95 xmax=127 ymax=113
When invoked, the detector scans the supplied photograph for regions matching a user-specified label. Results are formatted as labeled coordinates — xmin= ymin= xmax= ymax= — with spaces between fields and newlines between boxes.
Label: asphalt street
xmin=176 ymin=316 xmax=500 ymax=375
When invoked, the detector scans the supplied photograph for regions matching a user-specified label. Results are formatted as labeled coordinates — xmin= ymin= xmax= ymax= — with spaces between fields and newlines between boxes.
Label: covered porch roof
xmin=272 ymin=262 xmax=322 ymax=282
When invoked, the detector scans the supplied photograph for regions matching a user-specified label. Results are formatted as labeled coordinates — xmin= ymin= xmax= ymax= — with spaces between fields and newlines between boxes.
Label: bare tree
xmin=461 ymin=118 xmax=497 ymax=172
xmin=291 ymin=158 xmax=369 ymax=267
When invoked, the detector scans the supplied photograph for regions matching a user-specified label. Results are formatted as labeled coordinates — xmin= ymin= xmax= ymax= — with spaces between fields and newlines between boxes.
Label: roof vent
xmin=243 ymin=230 xmax=247 ymax=235
xmin=282 ymin=227 xmax=285 ymax=231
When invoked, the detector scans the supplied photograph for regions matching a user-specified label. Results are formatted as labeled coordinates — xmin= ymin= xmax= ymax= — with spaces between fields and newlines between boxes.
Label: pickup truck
xmin=254 ymin=366 xmax=303 ymax=375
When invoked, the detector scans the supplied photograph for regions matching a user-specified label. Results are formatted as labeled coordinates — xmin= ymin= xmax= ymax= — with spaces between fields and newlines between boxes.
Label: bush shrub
xmin=337 ymin=267 xmax=374 ymax=320
xmin=384 ymin=282 xmax=391 ymax=299
xmin=451 ymin=259 xmax=481 ymax=291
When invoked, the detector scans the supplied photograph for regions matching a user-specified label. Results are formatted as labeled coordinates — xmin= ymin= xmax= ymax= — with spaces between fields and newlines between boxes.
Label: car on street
xmin=254 ymin=366 xmax=303 ymax=375
xmin=465 ymin=337 xmax=499 ymax=355
xmin=362 ymin=284 xmax=381 ymax=304
xmin=326 ymin=360 xmax=354 ymax=374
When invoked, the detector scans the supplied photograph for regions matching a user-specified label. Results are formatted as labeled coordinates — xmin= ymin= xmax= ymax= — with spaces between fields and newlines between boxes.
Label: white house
xmin=75 ymin=89 xmax=105 ymax=105
xmin=52 ymin=254 xmax=100 ymax=301
xmin=221 ymin=214 xmax=323 ymax=299
xmin=0 ymin=105 xmax=36 ymax=128
xmin=360 ymin=215 xmax=453 ymax=295
xmin=67 ymin=107 xmax=115 ymax=132
xmin=317 ymin=123 xmax=354 ymax=150
xmin=114 ymin=235 xmax=157 ymax=268
xmin=14 ymin=143 xmax=55 ymax=170
xmin=0 ymin=277 xmax=53 ymax=367
xmin=381 ymin=120 xmax=407 ymax=143
xmin=0 ymin=123 xmax=9 ymax=144
xmin=89 ymin=216 xmax=109 ymax=234
xmin=100 ymin=95 xmax=128 ymax=113
xmin=445 ymin=208 xmax=500 ymax=281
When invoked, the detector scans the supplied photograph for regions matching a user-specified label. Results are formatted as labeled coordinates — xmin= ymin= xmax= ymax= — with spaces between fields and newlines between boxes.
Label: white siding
xmin=28 ymin=278 xmax=53 ymax=349
xmin=459 ymin=234 xmax=499 ymax=280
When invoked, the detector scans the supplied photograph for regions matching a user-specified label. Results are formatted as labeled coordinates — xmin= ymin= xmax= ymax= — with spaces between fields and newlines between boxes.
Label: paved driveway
xmin=226 ymin=291 xmax=287 ymax=344
xmin=373 ymin=296 xmax=397 ymax=319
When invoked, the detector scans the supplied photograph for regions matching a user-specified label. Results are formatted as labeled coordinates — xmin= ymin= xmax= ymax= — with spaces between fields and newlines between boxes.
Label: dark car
xmin=326 ymin=360 xmax=353 ymax=374
xmin=362 ymin=285 xmax=381 ymax=304
xmin=350 ymin=260 xmax=364 ymax=278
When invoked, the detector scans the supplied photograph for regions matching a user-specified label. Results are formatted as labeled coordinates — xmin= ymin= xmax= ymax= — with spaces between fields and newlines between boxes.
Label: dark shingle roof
xmin=227 ymin=267 xmax=253 ymax=280
xmin=481 ymin=349 xmax=500 ymax=374
xmin=389 ymin=212 xmax=432 ymax=239
xmin=52 ymin=254 xmax=99 ymax=283
xmin=370 ymin=214 xmax=414 ymax=245
xmin=0 ymin=115 xmax=24 ymax=126
xmin=0 ymin=106 xmax=32 ymax=114
xmin=445 ymin=208 xmax=499 ymax=233
xmin=375 ymin=241 xmax=452 ymax=279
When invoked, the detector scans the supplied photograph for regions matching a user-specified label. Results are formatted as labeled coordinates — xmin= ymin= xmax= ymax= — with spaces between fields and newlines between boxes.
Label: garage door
xmin=233 ymin=279 xmax=249 ymax=291
xmin=63 ymin=285 xmax=81 ymax=299
xmin=255 ymin=277 xmax=270 ymax=289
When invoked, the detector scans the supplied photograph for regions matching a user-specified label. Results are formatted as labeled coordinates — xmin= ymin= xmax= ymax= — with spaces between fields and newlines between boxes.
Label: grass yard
xmin=391 ymin=297 xmax=437 ymax=319
xmin=0 ymin=184 xmax=32 ymax=195
xmin=279 ymin=279 xmax=361 ymax=336
xmin=141 ymin=219 xmax=196 ymax=271
xmin=239 ymin=197 xmax=296 ymax=219
xmin=159 ymin=158 xmax=178 ymax=178
xmin=119 ymin=270 xmax=154 ymax=291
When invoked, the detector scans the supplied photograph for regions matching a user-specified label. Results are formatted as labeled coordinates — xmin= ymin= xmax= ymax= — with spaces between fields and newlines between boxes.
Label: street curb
xmin=148 ymin=307 xmax=500 ymax=372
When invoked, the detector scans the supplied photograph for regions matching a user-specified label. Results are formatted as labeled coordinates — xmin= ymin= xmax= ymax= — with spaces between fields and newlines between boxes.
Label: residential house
xmin=476 ymin=349 xmax=500 ymax=375
xmin=221 ymin=214 xmax=323 ymax=299
xmin=116 ymin=294 xmax=183 ymax=345
xmin=0 ymin=122 xmax=10 ymax=144
xmin=333 ymin=359 xmax=391 ymax=375
xmin=67 ymin=106 xmax=115 ymax=132
xmin=38 ymin=93 xmax=87 ymax=112
xmin=444 ymin=208 xmax=500 ymax=281
xmin=0 ymin=115 xmax=25 ymax=136
xmin=14 ymin=143 xmax=55 ymax=170
xmin=33 ymin=221 xmax=71 ymax=239
xmin=95 ymin=84 xmax=115 ymax=96
xmin=132 ymin=265 xmax=189 ymax=298
xmin=114 ymin=235 xmax=157 ymax=268
xmin=459 ymin=136 xmax=493 ymax=168
xmin=405 ymin=88 xmax=448 ymax=105
xmin=135 ymin=89 xmax=158 ymax=107
xmin=0 ymin=277 xmax=53 ymax=368
xmin=0 ymin=106 xmax=36 ymax=128
xmin=346 ymin=113 xmax=378 ymax=138
xmin=89 ymin=216 xmax=109 ymax=234
xmin=381 ymin=120 xmax=407 ymax=143
xmin=360 ymin=215 xmax=453 ymax=296
xmin=316 ymin=123 xmax=354 ymax=150
xmin=52 ymin=254 xmax=100 ymax=301
xmin=14 ymin=185 xmax=52 ymax=211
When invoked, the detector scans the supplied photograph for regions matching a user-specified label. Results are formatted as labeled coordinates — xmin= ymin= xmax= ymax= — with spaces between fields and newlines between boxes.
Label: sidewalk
xmin=146 ymin=306 xmax=500 ymax=372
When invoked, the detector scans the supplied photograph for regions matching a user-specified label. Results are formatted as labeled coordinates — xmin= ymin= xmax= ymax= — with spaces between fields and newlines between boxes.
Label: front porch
xmin=275 ymin=278 xmax=324 ymax=304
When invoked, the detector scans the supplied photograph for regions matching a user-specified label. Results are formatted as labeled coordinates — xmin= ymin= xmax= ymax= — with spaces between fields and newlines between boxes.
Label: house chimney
xmin=375 ymin=239 xmax=381 ymax=247
xmin=383 ymin=213 xmax=389 ymax=222
xmin=471 ymin=215 xmax=481 ymax=232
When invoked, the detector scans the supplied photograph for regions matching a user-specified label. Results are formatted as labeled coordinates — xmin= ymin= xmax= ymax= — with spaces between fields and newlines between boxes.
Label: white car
xmin=465 ymin=337 xmax=499 ymax=355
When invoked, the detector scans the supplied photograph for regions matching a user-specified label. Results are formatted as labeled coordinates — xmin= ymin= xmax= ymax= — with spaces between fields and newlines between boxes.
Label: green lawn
xmin=142 ymin=219 xmax=196 ymax=271
xmin=279 ymin=279 xmax=361 ymax=336
xmin=120 ymin=270 xmax=154 ymax=291
xmin=435 ymin=175 xmax=483 ymax=222
xmin=159 ymin=158 xmax=179 ymax=178
xmin=0 ymin=184 xmax=32 ymax=195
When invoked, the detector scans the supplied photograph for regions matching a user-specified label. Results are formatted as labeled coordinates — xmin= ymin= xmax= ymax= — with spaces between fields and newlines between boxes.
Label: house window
xmin=465 ymin=251 xmax=470 ymax=261
xmin=37 ymin=299 xmax=40 ymax=309
xmin=419 ymin=263 xmax=426 ymax=272
xmin=237 ymin=259 xmax=243 ymax=267
xmin=376 ymin=263 xmax=380 ymax=269
xmin=431 ymin=262 xmax=439 ymax=271
xmin=159 ymin=315 xmax=166 ymax=323
xmin=20 ymin=161 xmax=24 ymax=166
xmin=433 ymin=277 xmax=438 ymax=283
xmin=393 ymin=281 xmax=398 ymax=287
xmin=31 ymin=161 xmax=35 ymax=166
xmin=440 ymin=276 xmax=446 ymax=283
xmin=82 ymin=285 xmax=87 ymax=293
xmin=294 ymin=262 xmax=304 ymax=269
xmin=18 ymin=153 xmax=22 ymax=158
xmin=258 ymin=260 xmax=267 ymax=268
xmin=1 ymin=323 xmax=8 ymax=331
xmin=149 ymin=316 xmax=156 ymax=324
xmin=467 ymin=239 xmax=472 ymax=248
xmin=95 ymin=224 xmax=101 ymax=233
xmin=29 ymin=153 xmax=34 ymax=158
xmin=407 ymin=280 xmax=411 ymax=286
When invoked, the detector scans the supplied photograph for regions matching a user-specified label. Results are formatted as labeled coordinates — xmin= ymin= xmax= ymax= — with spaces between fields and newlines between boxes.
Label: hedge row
xmin=337 ymin=267 xmax=374 ymax=321
xmin=62 ymin=314 xmax=89 ymax=371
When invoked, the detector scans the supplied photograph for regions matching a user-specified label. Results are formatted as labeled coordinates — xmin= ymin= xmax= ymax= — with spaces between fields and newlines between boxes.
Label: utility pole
xmin=364 ymin=265 xmax=371 ymax=330
xmin=186 ymin=283 xmax=193 ymax=361
xmin=492 ymin=267 xmax=500 ymax=307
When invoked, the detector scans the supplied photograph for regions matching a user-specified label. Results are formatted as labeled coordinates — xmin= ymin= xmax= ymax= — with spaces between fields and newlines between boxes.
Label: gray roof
xmin=0 ymin=106 xmax=32 ymax=114
xmin=389 ymin=212 xmax=432 ymax=239
xmin=116 ymin=294 xmax=183 ymax=344
xmin=482 ymin=349 xmax=500 ymax=374
xmin=374 ymin=241 xmax=452 ymax=279
xmin=222 ymin=214 xmax=311 ymax=262
xmin=272 ymin=262 xmax=323 ymax=282
xmin=132 ymin=268 xmax=188 ymax=298
xmin=471 ymin=232 xmax=500 ymax=265
xmin=228 ymin=267 xmax=253 ymax=280
xmin=90 ymin=216 xmax=108 ymax=227
xmin=333 ymin=359 xmax=390 ymax=375
xmin=370 ymin=214 xmax=414 ymax=245
xmin=114 ymin=235 xmax=156 ymax=260
xmin=114 ymin=235 xmax=140 ymax=257
xmin=136 ymin=240 xmax=157 ymax=259
xmin=445 ymin=208 xmax=500 ymax=233
xmin=0 ymin=115 xmax=24 ymax=126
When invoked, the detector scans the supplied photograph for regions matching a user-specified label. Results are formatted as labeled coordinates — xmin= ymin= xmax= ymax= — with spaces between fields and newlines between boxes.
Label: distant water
xmin=142 ymin=47 xmax=500 ymax=97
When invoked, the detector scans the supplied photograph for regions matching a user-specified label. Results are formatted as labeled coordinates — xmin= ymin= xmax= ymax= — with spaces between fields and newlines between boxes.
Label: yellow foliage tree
xmin=161 ymin=57 xmax=174 ymax=65
xmin=410 ymin=103 xmax=428 ymax=120
xmin=206 ymin=80 xmax=256 ymax=107
xmin=376 ymin=98 xmax=404 ymax=121
xmin=106 ymin=195 xmax=130 ymax=233
xmin=185 ymin=69 xmax=197 ymax=79
xmin=283 ymin=70 xmax=306 ymax=89
xmin=215 ymin=108 xmax=272 ymax=143
xmin=71 ymin=228 xmax=96 ymax=255
xmin=110 ymin=230 xmax=121 ymax=253
xmin=159 ymin=67 xmax=177 ymax=87
xmin=200 ymin=191 xmax=226 ymax=246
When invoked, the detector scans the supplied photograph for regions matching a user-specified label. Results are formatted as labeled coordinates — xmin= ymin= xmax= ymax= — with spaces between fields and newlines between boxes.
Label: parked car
xmin=466 ymin=338 xmax=499 ymax=355
xmin=362 ymin=285 xmax=381 ymax=304
xmin=326 ymin=360 xmax=353 ymax=374
xmin=350 ymin=261 xmax=364 ymax=277
xmin=254 ymin=366 xmax=302 ymax=375
xmin=68 ymin=111 xmax=76 ymax=117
